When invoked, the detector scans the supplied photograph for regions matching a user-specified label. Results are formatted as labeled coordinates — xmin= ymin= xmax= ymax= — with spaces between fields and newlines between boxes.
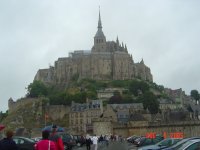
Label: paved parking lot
xmin=74 ymin=141 xmax=137 ymax=150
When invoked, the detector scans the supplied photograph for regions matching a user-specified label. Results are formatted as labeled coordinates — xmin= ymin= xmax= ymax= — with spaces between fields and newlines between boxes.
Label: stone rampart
xmin=8 ymin=98 xmax=40 ymax=113
xmin=46 ymin=105 xmax=70 ymax=121
xmin=113 ymin=121 xmax=200 ymax=138
xmin=93 ymin=120 xmax=200 ymax=138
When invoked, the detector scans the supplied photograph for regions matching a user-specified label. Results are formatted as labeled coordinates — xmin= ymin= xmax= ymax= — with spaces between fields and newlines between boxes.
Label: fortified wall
xmin=8 ymin=97 xmax=41 ymax=114
xmin=8 ymin=97 xmax=70 ymax=121
xmin=93 ymin=120 xmax=200 ymax=138
xmin=46 ymin=105 xmax=70 ymax=121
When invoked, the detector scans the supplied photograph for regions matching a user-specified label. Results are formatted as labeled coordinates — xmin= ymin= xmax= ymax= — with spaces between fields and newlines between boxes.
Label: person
xmin=0 ymin=129 xmax=18 ymax=150
xmin=85 ymin=134 xmax=92 ymax=150
xmin=99 ymin=135 xmax=103 ymax=142
xmin=35 ymin=130 xmax=56 ymax=150
xmin=49 ymin=125 xmax=64 ymax=150
xmin=91 ymin=134 xmax=98 ymax=150
xmin=104 ymin=135 xmax=109 ymax=146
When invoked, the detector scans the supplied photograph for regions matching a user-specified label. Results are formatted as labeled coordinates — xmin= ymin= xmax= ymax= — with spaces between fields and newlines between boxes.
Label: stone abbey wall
xmin=34 ymin=11 xmax=153 ymax=84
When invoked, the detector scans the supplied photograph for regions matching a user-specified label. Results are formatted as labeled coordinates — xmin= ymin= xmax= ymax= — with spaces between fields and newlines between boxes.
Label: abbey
xmin=34 ymin=11 xmax=153 ymax=84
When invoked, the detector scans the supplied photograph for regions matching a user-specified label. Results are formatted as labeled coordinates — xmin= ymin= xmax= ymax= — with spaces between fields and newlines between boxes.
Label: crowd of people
xmin=0 ymin=125 xmax=124 ymax=150
xmin=0 ymin=125 xmax=65 ymax=150
xmin=85 ymin=133 xmax=125 ymax=150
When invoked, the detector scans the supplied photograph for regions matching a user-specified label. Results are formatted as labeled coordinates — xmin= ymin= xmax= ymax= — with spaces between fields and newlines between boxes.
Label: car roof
xmin=176 ymin=139 xmax=200 ymax=149
xmin=166 ymin=137 xmax=200 ymax=149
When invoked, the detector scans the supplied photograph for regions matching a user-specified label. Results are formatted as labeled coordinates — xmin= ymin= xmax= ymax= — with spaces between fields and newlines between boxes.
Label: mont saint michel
xmin=34 ymin=11 xmax=153 ymax=84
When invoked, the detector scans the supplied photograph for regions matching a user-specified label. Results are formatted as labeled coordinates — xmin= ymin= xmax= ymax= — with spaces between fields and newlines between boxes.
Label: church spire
xmin=94 ymin=7 xmax=105 ymax=38
xmin=98 ymin=7 xmax=102 ymax=29
xmin=92 ymin=7 xmax=106 ymax=52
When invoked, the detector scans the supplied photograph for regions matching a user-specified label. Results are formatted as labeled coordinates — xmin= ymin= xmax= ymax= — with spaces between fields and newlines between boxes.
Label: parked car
xmin=134 ymin=135 xmax=164 ymax=147
xmin=13 ymin=136 xmax=35 ymax=150
xmin=138 ymin=138 xmax=182 ymax=150
xmin=73 ymin=135 xmax=86 ymax=146
xmin=58 ymin=133 xmax=76 ymax=150
xmin=176 ymin=139 xmax=200 ymax=150
xmin=163 ymin=137 xmax=200 ymax=150
xmin=31 ymin=137 xmax=42 ymax=142
xmin=127 ymin=135 xmax=139 ymax=143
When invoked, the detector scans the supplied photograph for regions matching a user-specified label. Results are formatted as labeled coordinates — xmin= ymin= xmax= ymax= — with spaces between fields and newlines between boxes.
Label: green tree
xmin=140 ymin=91 xmax=159 ymax=114
xmin=191 ymin=90 xmax=200 ymax=101
xmin=27 ymin=80 xmax=48 ymax=98
xmin=0 ymin=110 xmax=8 ymax=122
xmin=86 ymin=91 xmax=97 ymax=99
xmin=122 ymin=94 xmax=133 ymax=103
xmin=129 ymin=80 xmax=149 ymax=96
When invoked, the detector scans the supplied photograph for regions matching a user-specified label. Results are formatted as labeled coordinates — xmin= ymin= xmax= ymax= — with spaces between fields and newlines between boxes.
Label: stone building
xmin=102 ymin=103 xmax=144 ymax=124
xmin=34 ymin=10 xmax=153 ymax=84
xmin=69 ymin=100 xmax=103 ymax=134
xmin=97 ymin=88 xmax=128 ymax=99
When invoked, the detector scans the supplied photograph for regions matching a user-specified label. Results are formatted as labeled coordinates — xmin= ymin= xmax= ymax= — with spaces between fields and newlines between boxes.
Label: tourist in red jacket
xmin=35 ymin=130 xmax=56 ymax=150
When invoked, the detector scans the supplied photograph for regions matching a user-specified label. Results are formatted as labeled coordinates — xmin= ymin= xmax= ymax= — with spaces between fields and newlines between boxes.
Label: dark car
xmin=73 ymin=135 xmax=86 ymax=146
xmin=127 ymin=135 xmax=139 ymax=143
xmin=13 ymin=136 xmax=35 ymax=150
xmin=134 ymin=135 xmax=164 ymax=147
xmin=59 ymin=133 xmax=76 ymax=150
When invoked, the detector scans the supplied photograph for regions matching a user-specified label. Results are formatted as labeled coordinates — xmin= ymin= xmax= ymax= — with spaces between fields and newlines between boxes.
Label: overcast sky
xmin=0 ymin=0 xmax=200 ymax=112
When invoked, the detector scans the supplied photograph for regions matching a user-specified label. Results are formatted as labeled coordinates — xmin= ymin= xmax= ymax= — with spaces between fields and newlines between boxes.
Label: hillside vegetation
xmin=26 ymin=79 xmax=166 ymax=114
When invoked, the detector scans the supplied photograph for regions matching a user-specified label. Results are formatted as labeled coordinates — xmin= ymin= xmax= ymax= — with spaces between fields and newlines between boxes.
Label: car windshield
xmin=60 ymin=134 xmax=72 ymax=140
xmin=156 ymin=138 xmax=181 ymax=147
xmin=173 ymin=140 xmax=196 ymax=150
xmin=13 ymin=137 xmax=35 ymax=143
xmin=168 ymin=138 xmax=199 ymax=149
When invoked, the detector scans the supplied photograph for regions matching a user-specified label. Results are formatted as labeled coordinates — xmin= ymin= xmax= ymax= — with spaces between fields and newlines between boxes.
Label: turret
xmin=140 ymin=58 xmax=144 ymax=64
xmin=116 ymin=36 xmax=119 ymax=45
xmin=125 ymin=44 xmax=128 ymax=52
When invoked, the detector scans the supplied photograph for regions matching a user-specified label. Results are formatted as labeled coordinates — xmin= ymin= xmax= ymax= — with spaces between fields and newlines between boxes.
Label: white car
xmin=31 ymin=137 xmax=42 ymax=142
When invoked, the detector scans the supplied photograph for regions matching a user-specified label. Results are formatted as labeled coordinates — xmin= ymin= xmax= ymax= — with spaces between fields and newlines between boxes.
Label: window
xmin=186 ymin=142 xmax=200 ymax=150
